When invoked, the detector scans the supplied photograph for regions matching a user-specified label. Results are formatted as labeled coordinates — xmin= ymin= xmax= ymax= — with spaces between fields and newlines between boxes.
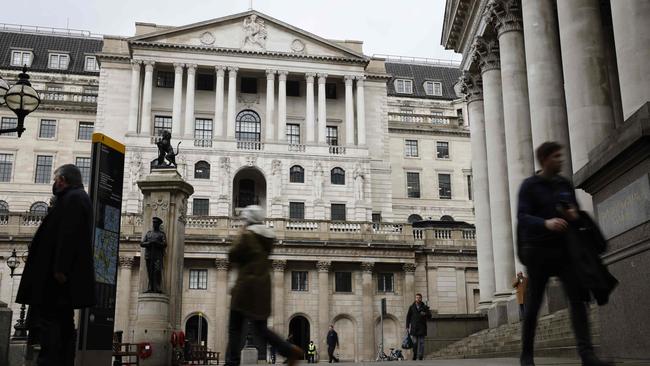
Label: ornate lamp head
xmin=4 ymin=66 xmax=41 ymax=137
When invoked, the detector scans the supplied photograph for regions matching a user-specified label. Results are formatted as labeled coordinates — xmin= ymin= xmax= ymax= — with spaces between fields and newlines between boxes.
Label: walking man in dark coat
xmin=16 ymin=164 xmax=96 ymax=366
xmin=326 ymin=325 xmax=339 ymax=363
xmin=224 ymin=206 xmax=303 ymax=366
xmin=518 ymin=142 xmax=612 ymax=366
xmin=405 ymin=293 xmax=431 ymax=360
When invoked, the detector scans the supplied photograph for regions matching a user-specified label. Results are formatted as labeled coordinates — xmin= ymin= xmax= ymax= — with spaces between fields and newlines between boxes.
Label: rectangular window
xmin=11 ymin=50 xmax=32 ymax=67
xmin=1 ymin=117 xmax=18 ymax=137
xmin=153 ymin=116 xmax=172 ymax=136
xmin=434 ymin=82 xmax=443 ymax=96
xmin=193 ymin=198 xmax=210 ymax=216
xmin=84 ymin=56 xmax=100 ymax=72
xmin=78 ymin=122 xmax=94 ymax=140
xmin=156 ymin=71 xmax=174 ymax=88
xmin=439 ymin=174 xmax=452 ymax=199
xmin=467 ymin=175 xmax=473 ymax=201
xmin=240 ymin=77 xmax=257 ymax=93
xmin=189 ymin=269 xmax=208 ymax=290
xmin=335 ymin=272 xmax=352 ymax=293
xmin=196 ymin=73 xmax=215 ymax=91
xmin=325 ymin=82 xmax=337 ymax=99
xmin=286 ymin=80 xmax=300 ymax=97
xmin=194 ymin=118 xmax=213 ymax=147
xmin=395 ymin=79 xmax=413 ymax=94
xmin=326 ymin=126 xmax=338 ymax=146
xmin=286 ymin=124 xmax=300 ymax=145
xmin=405 ymin=140 xmax=419 ymax=157
xmin=406 ymin=172 xmax=420 ymax=198
xmin=436 ymin=141 xmax=450 ymax=159
xmin=331 ymin=204 xmax=346 ymax=221
xmin=48 ymin=53 xmax=69 ymax=70
xmin=0 ymin=154 xmax=14 ymax=182
xmin=35 ymin=155 xmax=54 ymax=184
xmin=289 ymin=202 xmax=305 ymax=220
xmin=39 ymin=119 xmax=57 ymax=139
xmin=372 ymin=213 xmax=382 ymax=223
xmin=75 ymin=157 xmax=91 ymax=185
xmin=291 ymin=271 xmax=308 ymax=291
xmin=378 ymin=273 xmax=394 ymax=292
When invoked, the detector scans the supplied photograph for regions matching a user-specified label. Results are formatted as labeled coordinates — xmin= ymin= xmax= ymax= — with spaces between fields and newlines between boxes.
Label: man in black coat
xmin=16 ymin=164 xmax=96 ymax=366
xmin=326 ymin=324 xmax=339 ymax=363
xmin=405 ymin=293 xmax=431 ymax=360
xmin=517 ymin=142 xmax=611 ymax=366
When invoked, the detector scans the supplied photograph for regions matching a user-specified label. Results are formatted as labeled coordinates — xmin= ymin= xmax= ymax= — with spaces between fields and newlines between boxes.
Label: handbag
xmin=401 ymin=332 xmax=413 ymax=349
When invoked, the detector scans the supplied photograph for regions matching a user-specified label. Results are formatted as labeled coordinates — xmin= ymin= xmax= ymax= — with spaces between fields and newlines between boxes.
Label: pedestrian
xmin=512 ymin=271 xmax=528 ymax=320
xmin=224 ymin=205 xmax=303 ymax=366
xmin=307 ymin=340 xmax=316 ymax=363
xmin=326 ymin=325 xmax=339 ymax=363
xmin=16 ymin=164 xmax=96 ymax=366
xmin=517 ymin=142 xmax=612 ymax=366
xmin=405 ymin=293 xmax=431 ymax=360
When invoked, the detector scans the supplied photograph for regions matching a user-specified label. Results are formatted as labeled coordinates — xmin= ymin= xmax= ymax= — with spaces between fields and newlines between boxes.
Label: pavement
xmin=310 ymin=359 xmax=650 ymax=366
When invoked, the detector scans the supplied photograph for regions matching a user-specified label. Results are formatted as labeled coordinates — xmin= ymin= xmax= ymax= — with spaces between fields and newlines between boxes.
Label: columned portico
xmin=265 ymin=69 xmax=276 ymax=141
xmin=184 ymin=64 xmax=197 ymax=138
xmin=140 ymin=61 xmax=155 ymax=136
xmin=305 ymin=73 xmax=316 ymax=143
xmin=317 ymin=74 xmax=328 ymax=144
xmin=226 ymin=67 xmax=238 ymax=139
xmin=172 ymin=63 xmax=184 ymax=136
xmin=127 ymin=61 xmax=142 ymax=134
xmin=214 ymin=66 xmax=226 ymax=138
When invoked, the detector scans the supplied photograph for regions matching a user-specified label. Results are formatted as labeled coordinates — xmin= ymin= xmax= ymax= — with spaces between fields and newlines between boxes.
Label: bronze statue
xmin=153 ymin=130 xmax=180 ymax=168
xmin=141 ymin=217 xmax=167 ymax=293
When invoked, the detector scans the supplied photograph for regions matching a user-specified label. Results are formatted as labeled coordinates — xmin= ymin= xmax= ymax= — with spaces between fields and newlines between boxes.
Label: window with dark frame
xmin=35 ymin=155 xmax=53 ymax=184
xmin=286 ymin=124 xmax=300 ymax=145
xmin=326 ymin=126 xmax=338 ymax=146
xmin=75 ymin=157 xmax=91 ymax=185
xmin=325 ymin=83 xmax=337 ymax=99
xmin=378 ymin=273 xmax=394 ymax=292
xmin=193 ymin=198 xmax=210 ymax=216
xmin=372 ymin=213 xmax=382 ymax=223
xmin=1 ymin=117 xmax=18 ymax=137
xmin=335 ymin=272 xmax=352 ymax=293
xmin=289 ymin=166 xmax=304 ymax=183
xmin=436 ymin=141 xmax=450 ymax=159
xmin=0 ymin=200 xmax=8 ymax=213
xmin=407 ymin=172 xmax=420 ymax=198
xmin=194 ymin=161 xmax=210 ymax=179
xmin=0 ymin=154 xmax=14 ymax=182
xmin=189 ymin=269 xmax=208 ymax=290
xmin=331 ymin=203 xmax=346 ymax=221
xmin=39 ymin=119 xmax=57 ymax=139
xmin=30 ymin=202 xmax=48 ymax=215
xmin=331 ymin=167 xmax=345 ymax=185
xmin=286 ymin=80 xmax=300 ymax=97
xmin=240 ymin=77 xmax=257 ymax=93
xmin=289 ymin=202 xmax=305 ymax=219
xmin=78 ymin=122 xmax=94 ymax=140
xmin=156 ymin=71 xmax=174 ymax=88
xmin=439 ymin=174 xmax=452 ymax=199
xmin=194 ymin=118 xmax=213 ymax=147
xmin=291 ymin=271 xmax=308 ymax=291
xmin=235 ymin=110 xmax=261 ymax=142
xmin=154 ymin=116 xmax=172 ymax=136
xmin=196 ymin=73 xmax=215 ymax=91
xmin=467 ymin=175 xmax=473 ymax=200
xmin=405 ymin=140 xmax=418 ymax=157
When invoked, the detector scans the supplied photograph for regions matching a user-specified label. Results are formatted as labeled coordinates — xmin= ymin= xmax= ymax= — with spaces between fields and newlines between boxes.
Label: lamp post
xmin=6 ymin=248 xmax=29 ymax=340
xmin=0 ymin=66 xmax=41 ymax=138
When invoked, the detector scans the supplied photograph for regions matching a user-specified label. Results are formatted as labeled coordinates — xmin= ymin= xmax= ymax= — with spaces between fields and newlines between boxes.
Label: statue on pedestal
xmin=152 ymin=130 xmax=181 ymax=168
xmin=141 ymin=217 xmax=167 ymax=293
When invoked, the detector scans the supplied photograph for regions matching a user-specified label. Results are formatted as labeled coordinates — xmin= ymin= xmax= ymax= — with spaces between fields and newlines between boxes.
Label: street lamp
xmin=0 ymin=66 xmax=41 ymax=138
xmin=5 ymin=248 xmax=29 ymax=340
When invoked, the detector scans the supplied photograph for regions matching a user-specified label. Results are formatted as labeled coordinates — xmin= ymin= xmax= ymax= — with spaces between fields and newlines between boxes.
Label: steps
xmin=429 ymin=306 xmax=599 ymax=359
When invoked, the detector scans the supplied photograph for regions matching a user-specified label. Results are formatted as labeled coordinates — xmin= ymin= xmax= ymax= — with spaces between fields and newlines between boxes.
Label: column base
xmin=134 ymin=293 xmax=172 ymax=366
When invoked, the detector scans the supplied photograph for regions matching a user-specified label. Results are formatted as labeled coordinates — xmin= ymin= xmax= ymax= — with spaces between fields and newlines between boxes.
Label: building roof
xmin=385 ymin=61 xmax=462 ymax=100
xmin=0 ymin=29 xmax=103 ymax=75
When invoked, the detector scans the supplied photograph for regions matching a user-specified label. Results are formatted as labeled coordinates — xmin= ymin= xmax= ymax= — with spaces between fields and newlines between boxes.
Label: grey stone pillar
xmin=214 ymin=66 xmax=226 ymax=138
xmin=226 ymin=67 xmax=238 ymax=139
xmin=271 ymin=260 xmax=286 ymax=338
xmin=183 ymin=64 xmax=197 ymax=138
xmin=305 ymin=73 xmax=316 ymax=143
xmin=361 ymin=262 xmax=375 ymax=361
xmin=356 ymin=77 xmax=367 ymax=146
xmin=459 ymin=72 xmax=495 ymax=308
xmin=115 ymin=257 xmax=135 ymax=334
xmin=316 ymin=261 xmax=331 ymax=356
xmin=344 ymin=75 xmax=355 ymax=145
xmin=127 ymin=61 xmax=142 ymax=134
xmin=265 ymin=70 xmax=276 ymax=141
xmin=277 ymin=71 xmax=288 ymax=142
xmin=140 ymin=61 xmax=155 ymax=136
xmin=317 ymin=74 xmax=328 ymax=144
xmin=214 ymin=259 xmax=229 ymax=355
xmin=172 ymin=63 xmax=184 ymax=137
xmin=402 ymin=263 xmax=416 ymax=312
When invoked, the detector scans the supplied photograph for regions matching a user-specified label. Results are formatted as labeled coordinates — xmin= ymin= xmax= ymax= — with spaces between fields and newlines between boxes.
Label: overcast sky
xmin=2 ymin=0 xmax=461 ymax=61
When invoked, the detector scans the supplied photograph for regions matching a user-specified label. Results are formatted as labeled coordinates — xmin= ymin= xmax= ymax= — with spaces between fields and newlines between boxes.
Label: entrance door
xmin=185 ymin=314 xmax=208 ymax=347
xmin=288 ymin=316 xmax=310 ymax=360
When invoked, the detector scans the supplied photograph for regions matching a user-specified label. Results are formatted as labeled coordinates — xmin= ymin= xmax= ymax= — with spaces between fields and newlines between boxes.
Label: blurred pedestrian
xmin=512 ymin=272 xmax=528 ymax=320
xmin=405 ymin=293 xmax=431 ymax=360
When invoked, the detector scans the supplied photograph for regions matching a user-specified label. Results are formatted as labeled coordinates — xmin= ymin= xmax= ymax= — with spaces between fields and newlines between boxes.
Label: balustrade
xmin=328 ymin=146 xmax=346 ymax=155
xmin=236 ymin=140 xmax=264 ymax=150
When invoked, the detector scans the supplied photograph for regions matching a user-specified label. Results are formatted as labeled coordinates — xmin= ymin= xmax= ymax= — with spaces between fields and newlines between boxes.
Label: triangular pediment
xmin=130 ymin=11 xmax=366 ymax=60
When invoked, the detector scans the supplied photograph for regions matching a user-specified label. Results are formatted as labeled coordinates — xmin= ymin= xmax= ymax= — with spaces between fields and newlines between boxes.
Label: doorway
xmin=232 ymin=167 xmax=267 ymax=215
xmin=185 ymin=314 xmax=208 ymax=347
xmin=288 ymin=316 xmax=310 ymax=359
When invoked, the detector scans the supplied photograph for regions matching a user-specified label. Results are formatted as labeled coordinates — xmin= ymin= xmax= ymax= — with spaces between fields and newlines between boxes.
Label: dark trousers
xmin=327 ymin=346 xmax=339 ymax=362
xmin=412 ymin=335 xmax=425 ymax=360
xmin=521 ymin=247 xmax=593 ymax=359
xmin=519 ymin=304 xmax=526 ymax=320
xmin=307 ymin=353 xmax=315 ymax=363
xmin=225 ymin=310 xmax=295 ymax=366
xmin=35 ymin=305 xmax=75 ymax=366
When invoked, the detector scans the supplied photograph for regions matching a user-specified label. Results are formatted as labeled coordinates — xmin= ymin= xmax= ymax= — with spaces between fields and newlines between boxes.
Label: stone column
xmin=214 ymin=66 xmax=226 ymax=138
xmin=316 ymin=261 xmax=331 ymax=354
xmin=214 ymin=258 xmax=229 ymax=355
xmin=265 ymin=70 xmax=276 ymax=141
xmin=277 ymin=71 xmax=288 ymax=142
xmin=172 ymin=63 xmax=184 ymax=137
xmin=305 ymin=73 xmax=316 ymax=143
xmin=356 ymin=76 xmax=366 ymax=145
xmin=226 ymin=67 xmax=239 ymax=139
xmin=610 ymin=0 xmax=650 ymax=120
xmin=317 ymin=74 xmax=328 ymax=144
xmin=402 ymin=263 xmax=416 ymax=312
xmin=361 ymin=262 xmax=375 ymax=361
xmin=473 ymin=37 xmax=515 ymax=301
xmin=521 ymin=0 xmax=573 ymax=177
xmin=459 ymin=72 xmax=495 ymax=308
xmin=489 ymin=0 xmax=533 ymax=272
xmin=140 ymin=61 xmax=155 ymax=136
xmin=344 ymin=75 xmax=355 ymax=145
xmin=127 ymin=60 xmax=142 ymax=134
xmin=115 ymin=257 xmax=135 ymax=334
xmin=184 ymin=64 xmax=197 ymax=138
xmin=557 ymin=0 xmax=616 ymax=171
xmin=271 ymin=260 xmax=286 ymax=337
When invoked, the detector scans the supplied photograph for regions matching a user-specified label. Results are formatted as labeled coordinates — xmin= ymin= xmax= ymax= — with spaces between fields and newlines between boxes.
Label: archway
xmin=407 ymin=214 xmax=423 ymax=224
xmin=185 ymin=313 xmax=208 ymax=347
xmin=440 ymin=215 xmax=454 ymax=221
xmin=232 ymin=167 xmax=267 ymax=215
xmin=288 ymin=315 xmax=310 ymax=360
xmin=332 ymin=315 xmax=357 ymax=361
xmin=375 ymin=315 xmax=399 ymax=353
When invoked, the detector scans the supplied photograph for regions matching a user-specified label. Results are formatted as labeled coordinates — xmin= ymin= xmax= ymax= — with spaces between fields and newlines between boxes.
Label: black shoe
xmin=582 ymin=354 xmax=614 ymax=366
xmin=520 ymin=355 xmax=535 ymax=366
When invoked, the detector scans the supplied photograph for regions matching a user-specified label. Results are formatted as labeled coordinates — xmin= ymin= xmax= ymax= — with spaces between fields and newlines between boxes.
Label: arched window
xmin=331 ymin=167 xmax=345 ymax=185
xmin=30 ymin=201 xmax=48 ymax=215
xmin=289 ymin=165 xmax=304 ymax=183
xmin=407 ymin=214 xmax=423 ymax=224
xmin=235 ymin=110 xmax=261 ymax=142
xmin=0 ymin=200 xmax=8 ymax=213
xmin=194 ymin=161 xmax=210 ymax=179
xmin=440 ymin=215 xmax=454 ymax=222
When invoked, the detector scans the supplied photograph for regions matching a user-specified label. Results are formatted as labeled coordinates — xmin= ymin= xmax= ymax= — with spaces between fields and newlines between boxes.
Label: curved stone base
xmin=134 ymin=293 xmax=171 ymax=366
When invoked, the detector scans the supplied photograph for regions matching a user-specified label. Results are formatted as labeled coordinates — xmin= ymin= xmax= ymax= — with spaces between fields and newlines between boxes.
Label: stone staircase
xmin=429 ymin=306 xmax=600 ymax=359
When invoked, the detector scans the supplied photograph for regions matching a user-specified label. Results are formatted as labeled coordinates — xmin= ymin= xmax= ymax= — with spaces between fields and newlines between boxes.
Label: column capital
xmin=486 ymin=0 xmax=523 ymax=36
xmin=173 ymin=63 xmax=185 ymax=72
xmin=472 ymin=36 xmax=500 ymax=73
xmin=277 ymin=70 xmax=289 ymax=80
xmin=360 ymin=262 xmax=374 ymax=273
xmin=344 ymin=75 xmax=355 ymax=85
xmin=355 ymin=75 xmax=366 ymax=86
xmin=143 ymin=60 xmax=155 ymax=71
xmin=266 ymin=69 xmax=277 ymax=79
xmin=317 ymin=73 xmax=328 ymax=84
xmin=316 ymin=261 xmax=331 ymax=273
xmin=305 ymin=73 xmax=316 ymax=82
xmin=215 ymin=258 xmax=230 ymax=271
xmin=215 ymin=65 xmax=227 ymax=76
xmin=272 ymin=260 xmax=287 ymax=272
xmin=403 ymin=263 xmax=416 ymax=273
xmin=458 ymin=72 xmax=484 ymax=102
xmin=227 ymin=66 xmax=239 ymax=74
xmin=131 ymin=60 xmax=142 ymax=71
xmin=119 ymin=256 xmax=135 ymax=269
xmin=186 ymin=64 xmax=198 ymax=73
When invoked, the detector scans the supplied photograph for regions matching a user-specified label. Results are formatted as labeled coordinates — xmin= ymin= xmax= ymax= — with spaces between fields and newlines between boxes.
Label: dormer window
xmin=84 ymin=56 xmax=100 ymax=72
xmin=11 ymin=50 xmax=32 ymax=67
xmin=49 ymin=53 xmax=70 ymax=70
xmin=424 ymin=81 xmax=443 ymax=96
xmin=394 ymin=79 xmax=413 ymax=94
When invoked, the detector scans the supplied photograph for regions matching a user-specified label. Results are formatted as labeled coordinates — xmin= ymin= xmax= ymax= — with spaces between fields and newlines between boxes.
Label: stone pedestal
xmin=133 ymin=294 xmax=170 ymax=365
xmin=241 ymin=346 xmax=258 ymax=365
